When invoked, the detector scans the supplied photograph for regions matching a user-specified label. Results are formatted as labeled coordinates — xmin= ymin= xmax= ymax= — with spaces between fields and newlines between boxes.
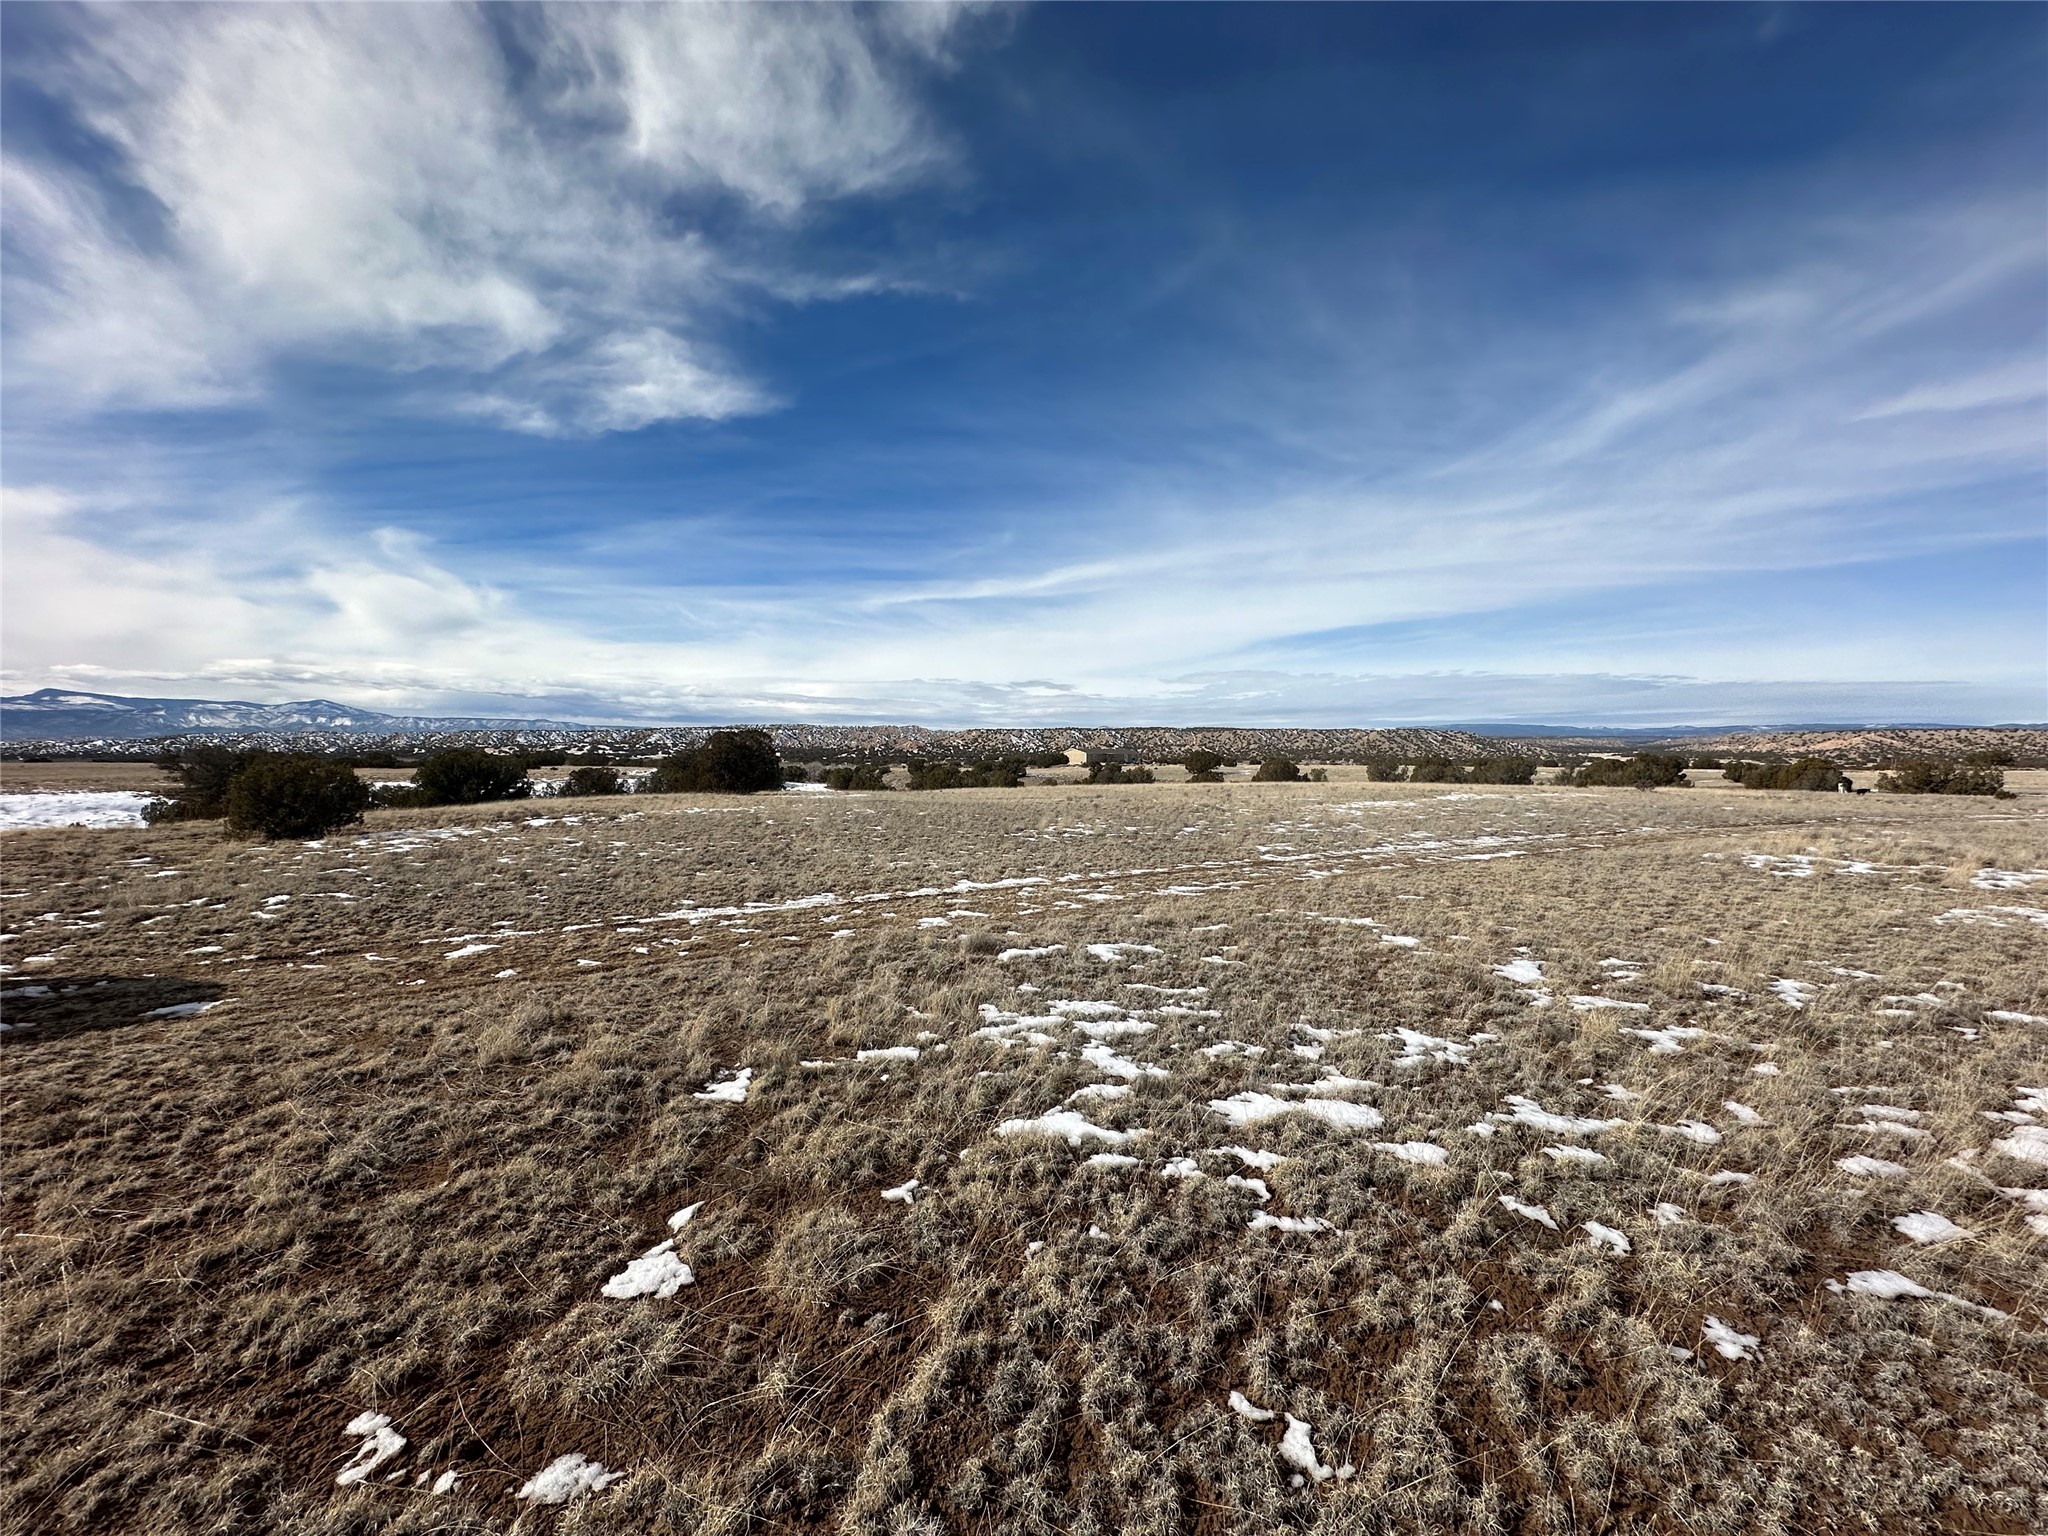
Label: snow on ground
xmin=881 ymin=1179 xmax=920 ymax=1204
xmin=1971 ymin=868 xmax=2048 ymax=890
xmin=692 ymin=1068 xmax=753 ymax=1103
xmin=1498 ymin=1195 xmax=1559 ymax=1230
xmin=1372 ymin=1140 xmax=1449 ymax=1166
xmin=1085 ymin=942 xmax=1161 ymax=962
xmin=1248 ymin=1212 xmax=1335 ymax=1234
xmin=1992 ymin=1125 xmax=2048 ymax=1165
xmin=1494 ymin=1095 xmax=1623 ymax=1136
xmin=1583 ymin=1221 xmax=1631 ymax=1254
xmin=1891 ymin=1211 xmax=1971 ymax=1243
xmin=602 ymin=1241 xmax=694 ymax=1299
xmin=0 ymin=791 xmax=155 ymax=831
xmin=1826 ymin=1270 xmax=2010 ymax=1321
xmin=336 ymin=1412 xmax=406 ymax=1486
xmin=1569 ymin=995 xmax=1650 ymax=1013
xmin=1278 ymin=1414 xmax=1354 ymax=1484
xmin=1623 ymin=1026 xmax=1707 ymax=1054
xmin=1210 ymin=1092 xmax=1383 ymax=1131
xmin=1770 ymin=979 xmax=1820 ymax=1009
xmin=1702 ymin=1317 xmax=1761 ymax=1361
xmin=516 ymin=1453 xmax=625 ymax=1504
xmin=143 ymin=1000 xmax=220 ymax=1020
xmin=1836 ymin=1156 xmax=1910 ymax=1178
xmin=1227 ymin=1390 xmax=1275 ymax=1422
xmin=996 ymin=1109 xmax=1132 ymax=1146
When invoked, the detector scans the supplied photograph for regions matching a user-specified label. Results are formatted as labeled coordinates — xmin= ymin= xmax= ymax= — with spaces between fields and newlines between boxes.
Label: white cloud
xmin=4 ymin=3 xmax=982 ymax=430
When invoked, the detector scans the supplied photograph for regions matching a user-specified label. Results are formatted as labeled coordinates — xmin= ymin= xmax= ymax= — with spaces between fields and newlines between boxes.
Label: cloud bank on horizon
xmin=2 ymin=3 xmax=2043 ymax=727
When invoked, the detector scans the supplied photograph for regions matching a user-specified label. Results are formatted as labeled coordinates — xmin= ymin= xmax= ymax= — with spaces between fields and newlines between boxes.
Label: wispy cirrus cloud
xmin=3 ymin=2 xmax=990 ymax=432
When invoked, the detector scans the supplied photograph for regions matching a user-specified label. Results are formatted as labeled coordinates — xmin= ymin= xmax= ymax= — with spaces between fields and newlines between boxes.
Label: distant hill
xmin=0 ymin=689 xmax=577 ymax=741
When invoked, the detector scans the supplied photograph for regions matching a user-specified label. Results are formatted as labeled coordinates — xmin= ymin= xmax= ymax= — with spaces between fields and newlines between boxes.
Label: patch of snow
xmin=602 ymin=1241 xmax=693 ymax=1299
xmin=337 ymin=1411 xmax=406 ymax=1486
xmin=1992 ymin=1125 xmax=2048 ymax=1165
xmin=881 ymin=1178 xmax=920 ymax=1204
xmin=856 ymin=1046 xmax=921 ymax=1063
xmin=1569 ymin=995 xmax=1651 ymax=1013
xmin=1623 ymin=1026 xmax=1708 ymax=1054
xmin=1987 ymin=1010 xmax=2048 ymax=1025
xmin=996 ymin=1109 xmax=1131 ymax=1146
xmin=1496 ymin=1094 xmax=1623 ymax=1137
xmin=1085 ymin=942 xmax=1161 ymax=963
xmin=1892 ymin=1210 xmax=1970 ymax=1243
xmin=692 ymin=1068 xmax=753 ymax=1104
xmin=1278 ymin=1414 xmax=1354 ymax=1484
xmin=1227 ymin=1390 xmax=1275 ymax=1422
xmin=1702 ymin=1317 xmax=1760 ymax=1361
xmin=1651 ymin=1202 xmax=1687 ymax=1225
xmin=1583 ymin=1221 xmax=1631 ymax=1254
xmin=667 ymin=1202 xmax=702 ymax=1230
xmin=142 ymin=1000 xmax=220 ymax=1020
xmin=1659 ymin=1121 xmax=1723 ymax=1145
xmin=998 ymin=944 xmax=1064 ymax=962
xmin=1722 ymin=1101 xmax=1765 ymax=1125
xmin=1160 ymin=1156 xmax=1203 ymax=1178
xmin=1770 ymin=979 xmax=1819 ymax=1009
xmin=1825 ymin=1269 xmax=2010 ymax=1321
xmin=1210 ymin=1092 xmax=1382 ymax=1131
xmin=1248 ymin=1212 xmax=1335 ymax=1235
xmin=1836 ymin=1156 xmax=1910 ymax=1178
xmin=1543 ymin=1145 xmax=1608 ymax=1165
xmin=1217 ymin=1145 xmax=1287 ymax=1170
xmin=1498 ymin=1195 xmax=1558 ymax=1230
xmin=0 ymin=791 xmax=155 ymax=830
xmin=516 ymin=1453 xmax=625 ymax=1505
xmin=1372 ymin=1140 xmax=1450 ymax=1166
xmin=1494 ymin=958 xmax=1545 ymax=985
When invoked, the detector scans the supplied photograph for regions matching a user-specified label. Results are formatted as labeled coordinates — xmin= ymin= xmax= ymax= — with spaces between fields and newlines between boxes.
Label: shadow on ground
xmin=0 ymin=975 xmax=228 ymax=1046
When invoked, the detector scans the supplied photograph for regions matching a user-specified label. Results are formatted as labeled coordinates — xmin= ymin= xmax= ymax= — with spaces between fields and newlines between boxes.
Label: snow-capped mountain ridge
xmin=1 ymin=689 xmax=576 ymax=740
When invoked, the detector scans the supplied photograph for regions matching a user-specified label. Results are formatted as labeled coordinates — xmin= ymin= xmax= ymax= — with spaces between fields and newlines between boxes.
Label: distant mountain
xmin=0 ymin=689 xmax=578 ymax=741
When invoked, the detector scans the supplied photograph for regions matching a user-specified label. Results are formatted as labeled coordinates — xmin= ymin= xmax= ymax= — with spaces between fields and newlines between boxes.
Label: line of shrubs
xmin=1364 ymin=756 xmax=1537 ymax=785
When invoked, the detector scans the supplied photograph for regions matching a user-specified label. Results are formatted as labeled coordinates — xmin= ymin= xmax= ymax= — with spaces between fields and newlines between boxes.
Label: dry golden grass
xmin=2 ymin=779 xmax=2045 ymax=1535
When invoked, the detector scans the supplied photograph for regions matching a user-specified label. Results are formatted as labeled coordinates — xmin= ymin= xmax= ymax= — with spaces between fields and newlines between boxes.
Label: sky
xmin=2 ymin=2 xmax=2044 ymax=727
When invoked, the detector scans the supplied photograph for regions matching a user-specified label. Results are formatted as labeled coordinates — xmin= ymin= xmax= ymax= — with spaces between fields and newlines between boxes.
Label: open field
xmin=3 ymin=779 xmax=2045 ymax=1534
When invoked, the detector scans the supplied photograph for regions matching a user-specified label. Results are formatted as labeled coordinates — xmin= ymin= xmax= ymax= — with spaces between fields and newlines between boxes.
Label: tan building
xmin=1063 ymin=748 xmax=1125 ymax=766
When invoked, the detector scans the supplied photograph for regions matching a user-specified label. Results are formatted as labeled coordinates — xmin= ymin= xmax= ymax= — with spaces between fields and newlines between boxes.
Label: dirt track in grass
xmin=3 ymin=779 xmax=2045 ymax=1535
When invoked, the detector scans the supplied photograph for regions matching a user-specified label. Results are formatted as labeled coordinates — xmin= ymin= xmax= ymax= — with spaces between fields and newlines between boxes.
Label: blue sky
xmin=3 ymin=2 xmax=2043 ymax=725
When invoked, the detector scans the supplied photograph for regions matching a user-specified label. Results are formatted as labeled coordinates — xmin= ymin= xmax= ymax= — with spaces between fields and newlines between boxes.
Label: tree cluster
xmin=145 ymin=746 xmax=371 ymax=840
xmin=1874 ymin=759 xmax=2013 ymax=797
xmin=645 ymin=730 xmax=786 ymax=795
xmin=1570 ymin=753 xmax=1691 ymax=789
xmin=1722 ymin=759 xmax=1849 ymax=792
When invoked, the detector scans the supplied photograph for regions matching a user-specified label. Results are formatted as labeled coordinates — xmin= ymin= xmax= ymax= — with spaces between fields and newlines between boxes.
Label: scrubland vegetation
xmin=3 ymin=774 xmax=2045 ymax=1534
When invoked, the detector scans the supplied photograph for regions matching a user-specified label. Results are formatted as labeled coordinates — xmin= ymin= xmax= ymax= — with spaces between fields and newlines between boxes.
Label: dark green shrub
xmin=1251 ymin=758 xmax=1303 ymax=783
xmin=1365 ymin=759 xmax=1406 ymax=782
xmin=1962 ymin=748 xmax=2016 ymax=768
xmin=783 ymin=764 xmax=811 ymax=783
xmin=1181 ymin=750 xmax=1228 ymax=783
xmin=1407 ymin=756 xmax=1465 ymax=784
xmin=1466 ymin=757 xmax=1537 ymax=785
xmin=223 ymin=755 xmax=371 ymax=840
xmin=1689 ymin=755 xmax=1724 ymax=770
xmin=370 ymin=782 xmax=431 ymax=809
xmin=909 ymin=758 xmax=1028 ymax=790
xmin=1572 ymin=753 xmax=1690 ymax=788
xmin=646 ymin=729 xmax=784 ymax=795
xmin=415 ymin=748 xmax=530 ymax=805
xmin=1087 ymin=761 xmax=1155 ymax=784
xmin=824 ymin=763 xmax=891 ymax=791
xmin=1023 ymin=750 xmax=1069 ymax=769
xmin=1730 ymin=758 xmax=1848 ymax=792
xmin=561 ymin=765 xmax=624 ymax=797
xmin=1875 ymin=759 xmax=2012 ymax=797
xmin=907 ymin=761 xmax=967 ymax=791
xmin=144 ymin=745 xmax=253 ymax=822
xmin=1307 ymin=766 xmax=1328 ymax=782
